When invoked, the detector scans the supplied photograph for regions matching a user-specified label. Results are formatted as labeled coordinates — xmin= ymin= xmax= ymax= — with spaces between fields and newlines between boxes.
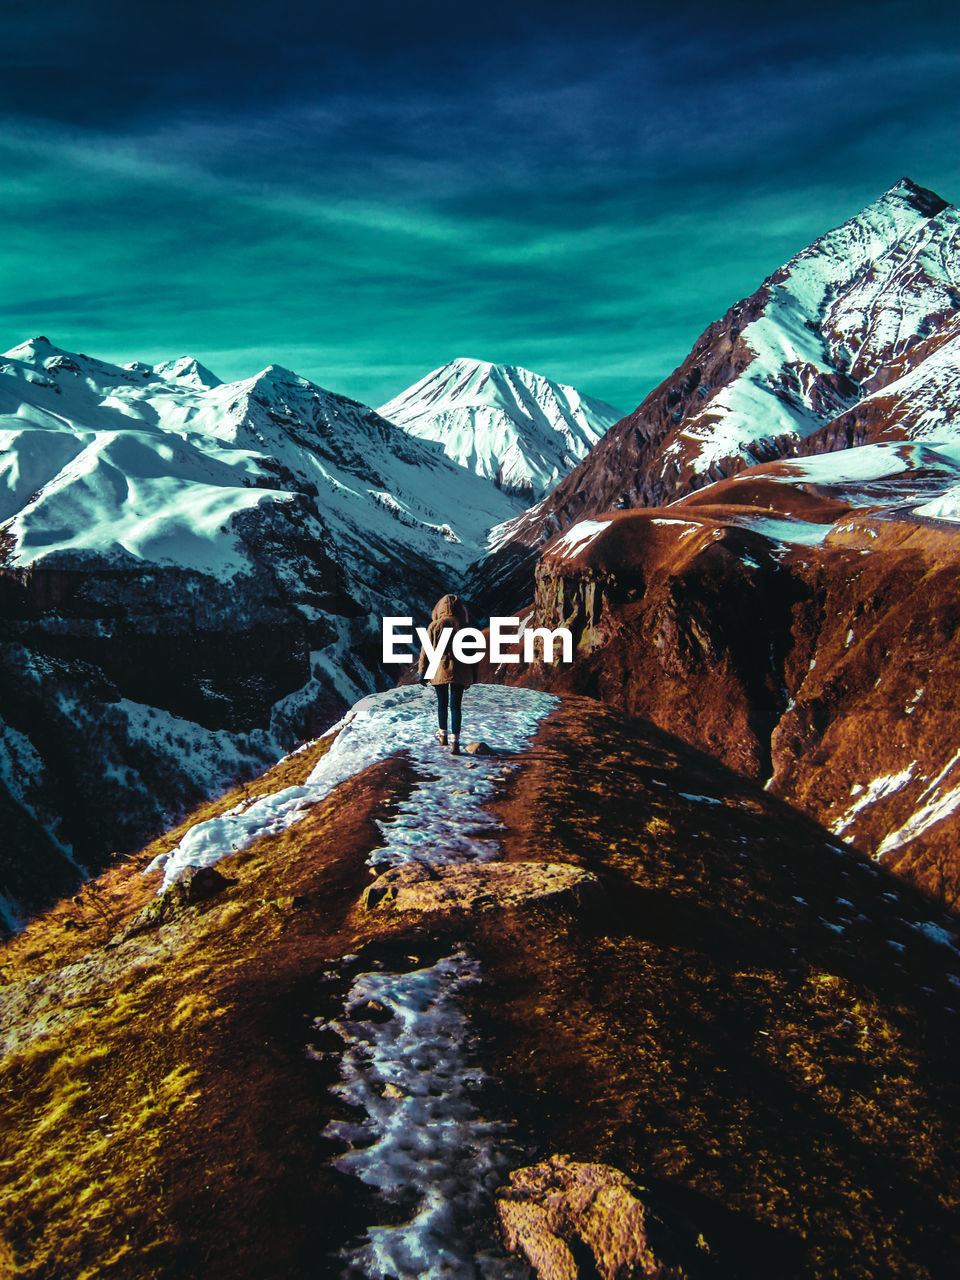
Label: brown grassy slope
xmin=0 ymin=741 xmax=417 ymax=1280
xmin=467 ymin=698 xmax=960 ymax=1280
xmin=0 ymin=737 xmax=334 ymax=984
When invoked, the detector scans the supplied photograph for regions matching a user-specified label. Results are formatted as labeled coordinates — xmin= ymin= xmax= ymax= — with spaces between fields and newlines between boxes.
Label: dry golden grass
xmin=0 ymin=736 xmax=334 ymax=987
xmin=0 ymin=745 xmax=414 ymax=1280
xmin=481 ymin=698 xmax=960 ymax=1279
xmin=2 ymin=697 xmax=958 ymax=1278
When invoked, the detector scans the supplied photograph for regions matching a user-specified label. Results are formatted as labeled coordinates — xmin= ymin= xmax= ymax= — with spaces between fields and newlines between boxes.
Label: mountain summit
xmin=481 ymin=178 xmax=958 ymax=566
xmin=378 ymin=356 xmax=623 ymax=500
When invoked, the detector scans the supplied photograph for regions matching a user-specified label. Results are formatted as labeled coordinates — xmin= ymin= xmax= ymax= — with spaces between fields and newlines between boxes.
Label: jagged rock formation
xmin=379 ymin=356 xmax=622 ymax=500
xmin=473 ymin=178 xmax=959 ymax=614
xmin=0 ymin=340 xmax=527 ymax=925
xmin=1 ymin=687 xmax=958 ymax=1279
xmin=361 ymin=859 xmax=601 ymax=915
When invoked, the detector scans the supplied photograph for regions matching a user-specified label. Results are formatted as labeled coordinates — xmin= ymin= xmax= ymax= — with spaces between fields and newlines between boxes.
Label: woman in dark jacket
xmin=417 ymin=593 xmax=476 ymax=754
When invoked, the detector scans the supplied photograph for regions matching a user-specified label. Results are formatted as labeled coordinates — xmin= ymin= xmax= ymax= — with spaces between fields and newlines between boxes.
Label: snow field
xmin=548 ymin=518 xmax=611 ymax=560
xmin=831 ymin=767 xmax=917 ymax=838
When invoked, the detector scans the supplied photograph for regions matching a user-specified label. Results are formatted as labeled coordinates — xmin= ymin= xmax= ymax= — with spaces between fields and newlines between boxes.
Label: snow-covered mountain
xmin=480 ymin=178 xmax=959 ymax=574
xmin=378 ymin=356 xmax=622 ymax=500
xmin=0 ymin=338 xmax=521 ymax=583
xmin=0 ymin=338 xmax=527 ymax=924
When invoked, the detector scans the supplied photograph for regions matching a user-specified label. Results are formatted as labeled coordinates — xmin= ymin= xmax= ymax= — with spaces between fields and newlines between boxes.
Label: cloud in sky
xmin=1 ymin=0 xmax=956 ymax=410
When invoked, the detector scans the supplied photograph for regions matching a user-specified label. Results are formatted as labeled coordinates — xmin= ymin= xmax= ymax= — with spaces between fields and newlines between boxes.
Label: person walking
xmin=418 ymin=593 xmax=476 ymax=755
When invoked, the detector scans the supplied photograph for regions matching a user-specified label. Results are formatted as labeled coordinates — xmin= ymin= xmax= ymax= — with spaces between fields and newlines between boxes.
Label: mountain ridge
xmin=2 ymin=686 xmax=958 ymax=1277
xmin=472 ymin=177 xmax=958 ymax=607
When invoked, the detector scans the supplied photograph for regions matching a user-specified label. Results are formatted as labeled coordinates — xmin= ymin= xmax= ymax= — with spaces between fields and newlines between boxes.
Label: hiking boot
xmin=434 ymin=728 xmax=448 ymax=747
xmin=450 ymin=734 xmax=460 ymax=755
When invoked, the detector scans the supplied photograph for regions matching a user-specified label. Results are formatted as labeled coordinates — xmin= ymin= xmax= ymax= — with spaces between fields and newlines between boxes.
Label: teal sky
xmin=1 ymin=1 xmax=957 ymax=414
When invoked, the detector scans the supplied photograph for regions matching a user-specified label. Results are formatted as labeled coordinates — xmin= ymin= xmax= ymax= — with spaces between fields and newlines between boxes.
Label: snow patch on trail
xmin=322 ymin=950 xmax=524 ymax=1279
xmin=147 ymin=683 xmax=556 ymax=889
xmin=309 ymin=683 xmax=555 ymax=1276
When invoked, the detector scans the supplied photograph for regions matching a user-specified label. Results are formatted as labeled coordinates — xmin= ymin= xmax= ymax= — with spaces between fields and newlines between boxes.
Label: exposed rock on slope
xmin=379 ymin=356 xmax=622 ymax=500
xmin=2 ymin=687 xmax=958 ymax=1279
xmin=474 ymin=178 xmax=958 ymax=613
xmin=498 ymin=1156 xmax=693 ymax=1280
xmin=511 ymin=442 xmax=960 ymax=900
xmin=0 ymin=340 xmax=524 ymax=925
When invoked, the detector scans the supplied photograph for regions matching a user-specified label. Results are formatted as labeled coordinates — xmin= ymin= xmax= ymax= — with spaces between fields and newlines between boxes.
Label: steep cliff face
xmin=473 ymin=178 xmax=958 ymax=616
xmin=514 ymin=443 xmax=960 ymax=901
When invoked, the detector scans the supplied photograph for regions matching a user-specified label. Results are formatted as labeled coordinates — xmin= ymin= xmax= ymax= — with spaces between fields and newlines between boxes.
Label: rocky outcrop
xmin=116 ymin=865 xmax=232 ymax=941
xmin=498 ymin=1156 xmax=701 ymax=1279
xmin=505 ymin=450 xmax=960 ymax=900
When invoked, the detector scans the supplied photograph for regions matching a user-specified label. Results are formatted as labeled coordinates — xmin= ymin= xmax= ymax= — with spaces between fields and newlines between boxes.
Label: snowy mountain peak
xmin=486 ymin=180 xmax=959 ymax=574
xmin=153 ymin=356 xmax=222 ymax=389
xmin=1 ymin=337 xmax=154 ymax=387
xmin=4 ymin=335 xmax=83 ymax=368
xmin=882 ymin=176 xmax=950 ymax=217
xmin=5 ymin=335 xmax=54 ymax=359
xmin=378 ymin=357 xmax=623 ymax=500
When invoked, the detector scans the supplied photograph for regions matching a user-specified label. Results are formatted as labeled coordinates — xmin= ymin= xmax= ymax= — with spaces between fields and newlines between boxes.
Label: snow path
xmin=147 ymin=684 xmax=556 ymax=1276
xmin=321 ymin=950 xmax=527 ymax=1279
xmin=147 ymin=684 xmax=557 ymax=890
xmin=315 ymin=685 xmax=553 ymax=1277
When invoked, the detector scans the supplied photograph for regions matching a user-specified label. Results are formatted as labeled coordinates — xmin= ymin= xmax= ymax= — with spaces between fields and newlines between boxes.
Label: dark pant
xmin=435 ymin=683 xmax=464 ymax=736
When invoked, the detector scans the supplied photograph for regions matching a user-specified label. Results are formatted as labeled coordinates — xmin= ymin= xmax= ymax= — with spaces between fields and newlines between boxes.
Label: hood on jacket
xmin=431 ymin=593 xmax=469 ymax=626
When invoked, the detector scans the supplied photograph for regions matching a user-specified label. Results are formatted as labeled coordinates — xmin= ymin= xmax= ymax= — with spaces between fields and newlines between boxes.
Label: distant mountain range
xmin=0 ymin=342 xmax=605 ymax=922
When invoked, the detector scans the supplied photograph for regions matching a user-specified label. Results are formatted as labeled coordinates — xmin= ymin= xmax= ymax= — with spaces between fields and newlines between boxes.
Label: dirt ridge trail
xmin=1 ymin=688 xmax=959 ymax=1278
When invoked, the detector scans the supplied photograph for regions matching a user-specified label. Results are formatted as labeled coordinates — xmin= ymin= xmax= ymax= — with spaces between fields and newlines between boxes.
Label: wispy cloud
xmin=0 ymin=3 xmax=956 ymax=409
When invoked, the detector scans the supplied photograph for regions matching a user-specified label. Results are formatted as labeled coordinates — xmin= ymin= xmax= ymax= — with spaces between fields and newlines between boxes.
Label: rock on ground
xmin=361 ymin=861 xmax=601 ymax=916
xmin=498 ymin=1154 xmax=694 ymax=1279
